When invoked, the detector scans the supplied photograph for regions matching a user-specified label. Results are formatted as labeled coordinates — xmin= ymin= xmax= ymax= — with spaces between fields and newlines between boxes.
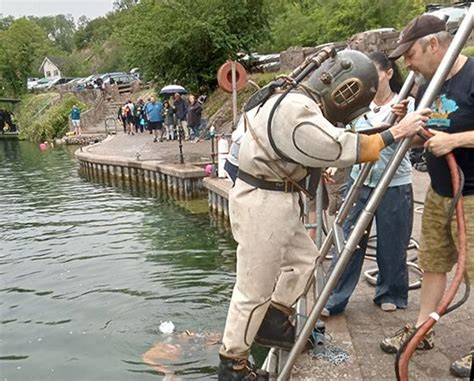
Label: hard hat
xmin=303 ymin=50 xmax=378 ymax=125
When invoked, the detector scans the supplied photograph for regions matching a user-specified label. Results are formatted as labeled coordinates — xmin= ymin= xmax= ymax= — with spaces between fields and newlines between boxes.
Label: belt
xmin=238 ymin=170 xmax=305 ymax=193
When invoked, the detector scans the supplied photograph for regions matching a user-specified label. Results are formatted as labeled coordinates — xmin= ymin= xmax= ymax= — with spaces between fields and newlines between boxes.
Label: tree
xmin=113 ymin=0 xmax=139 ymax=11
xmin=0 ymin=16 xmax=15 ymax=31
xmin=120 ymin=0 xmax=269 ymax=91
xmin=30 ymin=15 xmax=77 ymax=52
xmin=263 ymin=0 xmax=425 ymax=51
xmin=0 ymin=18 xmax=55 ymax=96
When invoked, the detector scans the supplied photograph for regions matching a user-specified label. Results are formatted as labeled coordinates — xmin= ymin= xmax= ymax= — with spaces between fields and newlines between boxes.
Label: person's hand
xmin=322 ymin=167 xmax=337 ymax=183
xmin=390 ymin=108 xmax=431 ymax=140
xmin=424 ymin=129 xmax=458 ymax=157
xmin=391 ymin=99 xmax=410 ymax=120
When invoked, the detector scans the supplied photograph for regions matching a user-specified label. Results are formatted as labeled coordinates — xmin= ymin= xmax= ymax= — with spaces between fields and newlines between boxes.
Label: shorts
xmin=148 ymin=121 xmax=163 ymax=130
xmin=72 ymin=119 xmax=80 ymax=127
xmin=419 ymin=187 xmax=474 ymax=281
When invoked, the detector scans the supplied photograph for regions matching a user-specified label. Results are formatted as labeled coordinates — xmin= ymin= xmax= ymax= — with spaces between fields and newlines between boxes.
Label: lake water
xmin=0 ymin=140 xmax=238 ymax=380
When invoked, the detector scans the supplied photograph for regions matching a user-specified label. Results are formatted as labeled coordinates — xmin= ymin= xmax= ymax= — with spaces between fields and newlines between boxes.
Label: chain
xmin=309 ymin=334 xmax=351 ymax=366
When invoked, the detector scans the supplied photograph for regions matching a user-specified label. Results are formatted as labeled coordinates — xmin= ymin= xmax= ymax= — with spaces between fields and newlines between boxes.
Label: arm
xmin=425 ymin=130 xmax=474 ymax=156
xmin=272 ymin=94 xmax=431 ymax=167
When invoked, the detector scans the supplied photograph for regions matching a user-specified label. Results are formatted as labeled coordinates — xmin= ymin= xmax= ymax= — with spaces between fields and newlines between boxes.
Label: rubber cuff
xmin=380 ymin=130 xmax=395 ymax=146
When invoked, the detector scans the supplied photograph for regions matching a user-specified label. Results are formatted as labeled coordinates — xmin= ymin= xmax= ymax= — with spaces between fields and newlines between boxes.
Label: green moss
xmin=17 ymin=93 xmax=89 ymax=142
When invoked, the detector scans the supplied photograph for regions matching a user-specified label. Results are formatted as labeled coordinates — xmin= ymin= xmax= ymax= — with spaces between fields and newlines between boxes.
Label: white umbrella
xmin=159 ymin=84 xmax=187 ymax=95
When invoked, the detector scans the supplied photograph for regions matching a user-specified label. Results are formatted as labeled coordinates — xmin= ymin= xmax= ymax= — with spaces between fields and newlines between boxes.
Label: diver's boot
xmin=218 ymin=355 xmax=269 ymax=381
xmin=254 ymin=304 xmax=315 ymax=352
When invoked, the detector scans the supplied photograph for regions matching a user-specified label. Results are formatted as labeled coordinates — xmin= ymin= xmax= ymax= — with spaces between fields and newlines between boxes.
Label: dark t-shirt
xmin=416 ymin=57 xmax=474 ymax=197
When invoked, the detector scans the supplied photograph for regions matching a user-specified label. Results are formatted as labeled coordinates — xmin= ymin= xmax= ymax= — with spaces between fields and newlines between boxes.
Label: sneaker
xmin=153 ymin=137 xmax=157 ymax=143
xmin=380 ymin=325 xmax=435 ymax=354
xmin=449 ymin=349 xmax=473 ymax=378
xmin=218 ymin=356 xmax=269 ymax=381
xmin=381 ymin=303 xmax=397 ymax=312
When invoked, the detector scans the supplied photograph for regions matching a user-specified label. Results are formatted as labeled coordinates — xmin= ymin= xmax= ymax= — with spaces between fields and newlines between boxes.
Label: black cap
xmin=389 ymin=15 xmax=446 ymax=60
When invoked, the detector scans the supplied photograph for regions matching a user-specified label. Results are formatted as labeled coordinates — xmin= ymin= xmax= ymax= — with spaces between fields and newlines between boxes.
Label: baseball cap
xmin=389 ymin=15 xmax=447 ymax=59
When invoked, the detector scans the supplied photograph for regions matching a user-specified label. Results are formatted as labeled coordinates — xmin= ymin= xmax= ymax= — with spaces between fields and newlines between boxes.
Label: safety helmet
xmin=303 ymin=50 xmax=378 ymax=125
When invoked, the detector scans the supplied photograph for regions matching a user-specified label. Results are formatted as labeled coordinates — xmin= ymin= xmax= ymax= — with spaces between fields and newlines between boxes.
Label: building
xmin=38 ymin=56 xmax=66 ymax=80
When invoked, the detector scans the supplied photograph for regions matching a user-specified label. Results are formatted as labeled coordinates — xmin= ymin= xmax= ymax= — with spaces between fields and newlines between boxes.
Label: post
xmin=178 ymin=122 xmax=184 ymax=164
xmin=231 ymin=61 xmax=238 ymax=130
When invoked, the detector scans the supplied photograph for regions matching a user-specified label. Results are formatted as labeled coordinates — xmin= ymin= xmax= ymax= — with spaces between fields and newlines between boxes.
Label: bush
xmin=18 ymin=94 xmax=88 ymax=142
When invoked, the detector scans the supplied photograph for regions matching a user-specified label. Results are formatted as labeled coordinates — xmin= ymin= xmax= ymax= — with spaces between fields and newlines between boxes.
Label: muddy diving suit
xmin=218 ymin=50 xmax=397 ymax=380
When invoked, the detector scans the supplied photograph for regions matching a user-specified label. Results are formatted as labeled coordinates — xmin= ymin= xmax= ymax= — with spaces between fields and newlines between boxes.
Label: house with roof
xmin=39 ymin=56 xmax=66 ymax=80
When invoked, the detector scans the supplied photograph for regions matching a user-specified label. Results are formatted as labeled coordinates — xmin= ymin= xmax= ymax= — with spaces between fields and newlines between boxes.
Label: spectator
xmin=187 ymin=94 xmax=202 ymax=142
xmin=70 ymin=104 xmax=81 ymax=136
xmin=126 ymin=100 xmax=136 ymax=133
xmin=145 ymin=96 xmax=164 ymax=142
xmin=163 ymin=100 xmax=176 ymax=140
xmin=173 ymin=93 xmax=189 ymax=140
xmin=380 ymin=15 xmax=474 ymax=378
xmin=323 ymin=52 xmax=415 ymax=316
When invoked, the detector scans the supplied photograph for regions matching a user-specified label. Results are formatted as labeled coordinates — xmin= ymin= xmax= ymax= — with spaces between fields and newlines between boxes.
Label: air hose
xmin=395 ymin=128 xmax=470 ymax=381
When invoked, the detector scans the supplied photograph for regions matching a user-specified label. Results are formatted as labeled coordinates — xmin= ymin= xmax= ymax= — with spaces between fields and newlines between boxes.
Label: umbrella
xmin=159 ymin=84 xmax=187 ymax=96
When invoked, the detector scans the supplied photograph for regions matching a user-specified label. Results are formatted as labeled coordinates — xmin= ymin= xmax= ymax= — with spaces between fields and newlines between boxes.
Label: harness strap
xmin=243 ymin=112 xmax=314 ymax=199
xmin=238 ymin=170 xmax=305 ymax=193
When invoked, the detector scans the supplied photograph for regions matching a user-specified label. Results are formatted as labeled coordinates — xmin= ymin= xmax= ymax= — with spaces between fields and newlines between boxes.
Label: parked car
xmin=32 ymin=78 xmax=54 ymax=91
xmin=426 ymin=2 xmax=470 ymax=24
xmin=46 ymin=77 xmax=76 ymax=90
xmin=27 ymin=77 xmax=39 ymax=91
xmin=102 ymin=73 xmax=138 ymax=86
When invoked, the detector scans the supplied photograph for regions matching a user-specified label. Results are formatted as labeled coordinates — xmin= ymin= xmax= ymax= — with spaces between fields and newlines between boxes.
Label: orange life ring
xmin=217 ymin=61 xmax=247 ymax=93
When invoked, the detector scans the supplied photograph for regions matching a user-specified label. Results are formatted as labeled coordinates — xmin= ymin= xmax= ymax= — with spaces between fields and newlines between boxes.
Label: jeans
xmin=325 ymin=179 xmax=413 ymax=314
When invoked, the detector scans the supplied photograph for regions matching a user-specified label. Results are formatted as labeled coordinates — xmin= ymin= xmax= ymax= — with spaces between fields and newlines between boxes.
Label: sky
xmin=0 ymin=0 xmax=115 ymax=21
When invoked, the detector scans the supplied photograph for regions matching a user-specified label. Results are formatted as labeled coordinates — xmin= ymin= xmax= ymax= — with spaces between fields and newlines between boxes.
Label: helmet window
xmin=333 ymin=79 xmax=362 ymax=106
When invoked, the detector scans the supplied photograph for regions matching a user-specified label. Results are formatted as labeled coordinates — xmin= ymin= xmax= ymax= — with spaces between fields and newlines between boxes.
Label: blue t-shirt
xmin=145 ymin=101 xmax=163 ymax=123
xmin=416 ymin=57 xmax=474 ymax=197
xmin=70 ymin=107 xmax=80 ymax=120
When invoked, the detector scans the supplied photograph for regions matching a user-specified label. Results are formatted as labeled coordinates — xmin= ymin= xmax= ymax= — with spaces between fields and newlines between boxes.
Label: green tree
xmin=263 ymin=0 xmax=425 ymax=51
xmin=0 ymin=18 xmax=55 ymax=96
xmin=30 ymin=15 xmax=77 ymax=52
xmin=120 ymin=0 xmax=269 ymax=91
xmin=0 ymin=16 xmax=15 ymax=31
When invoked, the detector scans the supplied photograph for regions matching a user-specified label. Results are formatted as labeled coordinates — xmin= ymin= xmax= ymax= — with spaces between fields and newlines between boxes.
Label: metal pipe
xmin=278 ymin=22 xmax=465 ymax=376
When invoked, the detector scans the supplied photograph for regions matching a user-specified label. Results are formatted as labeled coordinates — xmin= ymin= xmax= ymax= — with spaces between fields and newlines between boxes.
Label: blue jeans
xmin=325 ymin=179 xmax=413 ymax=314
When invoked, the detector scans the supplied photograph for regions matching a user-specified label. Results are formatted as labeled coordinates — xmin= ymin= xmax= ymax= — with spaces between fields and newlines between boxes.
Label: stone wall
xmin=279 ymin=19 xmax=473 ymax=71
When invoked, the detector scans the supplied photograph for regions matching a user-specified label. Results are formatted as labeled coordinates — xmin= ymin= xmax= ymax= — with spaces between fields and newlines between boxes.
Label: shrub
xmin=18 ymin=94 xmax=88 ymax=142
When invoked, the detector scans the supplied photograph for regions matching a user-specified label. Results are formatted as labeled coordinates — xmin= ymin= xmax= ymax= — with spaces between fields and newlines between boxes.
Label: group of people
xmin=117 ymin=93 xmax=203 ymax=143
xmin=218 ymin=14 xmax=473 ymax=381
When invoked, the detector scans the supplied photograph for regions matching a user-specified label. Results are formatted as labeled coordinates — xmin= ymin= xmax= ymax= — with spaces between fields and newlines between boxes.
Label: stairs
xmin=83 ymin=101 xmax=123 ymax=135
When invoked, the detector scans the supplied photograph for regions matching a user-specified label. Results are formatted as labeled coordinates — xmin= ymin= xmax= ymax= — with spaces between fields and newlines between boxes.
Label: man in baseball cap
xmin=382 ymin=12 xmax=474 ymax=379
xmin=389 ymin=15 xmax=447 ymax=60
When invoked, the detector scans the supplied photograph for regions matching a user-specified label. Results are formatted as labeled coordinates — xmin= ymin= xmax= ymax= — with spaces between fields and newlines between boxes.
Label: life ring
xmin=217 ymin=61 xmax=247 ymax=93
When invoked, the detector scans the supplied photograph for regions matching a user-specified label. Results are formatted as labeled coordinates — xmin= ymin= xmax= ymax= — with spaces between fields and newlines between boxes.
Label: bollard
xmin=217 ymin=135 xmax=229 ymax=178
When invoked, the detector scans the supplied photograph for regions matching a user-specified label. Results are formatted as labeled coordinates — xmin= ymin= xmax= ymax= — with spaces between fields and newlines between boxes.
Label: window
xmin=54 ymin=70 xmax=59 ymax=76
xmin=46 ymin=71 xmax=51 ymax=77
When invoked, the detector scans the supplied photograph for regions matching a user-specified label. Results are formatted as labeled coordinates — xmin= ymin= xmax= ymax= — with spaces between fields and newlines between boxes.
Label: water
xmin=0 ymin=141 xmax=237 ymax=380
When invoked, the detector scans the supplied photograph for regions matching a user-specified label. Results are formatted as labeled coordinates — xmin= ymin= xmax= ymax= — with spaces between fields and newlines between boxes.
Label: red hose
xmin=398 ymin=131 xmax=468 ymax=380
